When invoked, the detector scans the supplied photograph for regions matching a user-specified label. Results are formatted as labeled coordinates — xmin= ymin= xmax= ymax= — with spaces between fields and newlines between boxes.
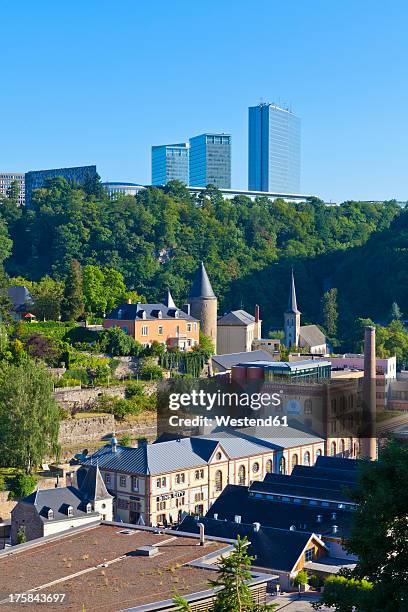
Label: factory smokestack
xmin=362 ymin=326 xmax=377 ymax=460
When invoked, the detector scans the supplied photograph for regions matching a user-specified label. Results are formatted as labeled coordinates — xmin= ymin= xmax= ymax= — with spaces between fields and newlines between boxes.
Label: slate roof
xmin=106 ymin=302 xmax=197 ymax=322
xmin=205 ymin=485 xmax=353 ymax=538
xmin=189 ymin=262 xmax=216 ymax=299
xmin=212 ymin=350 xmax=274 ymax=371
xmin=178 ymin=515 xmax=324 ymax=572
xmin=14 ymin=465 xmax=111 ymax=524
xmin=292 ymin=464 xmax=358 ymax=483
xmin=83 ymin=428 xmax=324 ymax=476
xmin=217 ymin=310 xmax=256 ymax=327
xmin=262 ymin=471 xmax=357 ymax=496
xmin=299 ymin=325 xmax=326 ymax=348
xmin=316 ymin=455 xmax=358 ymax=471
xmin=249 ymin=479 xmax=354 ymax=504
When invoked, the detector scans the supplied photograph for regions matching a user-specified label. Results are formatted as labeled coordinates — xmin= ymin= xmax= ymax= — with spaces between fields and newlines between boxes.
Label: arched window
xmin=340 ymin=439 xmax=345 ymax=456
xmin=238 ymin=465 xmax=246 ymax=485
xmin=265 ymin=459 xmax=273 ymax=474
xmin=291 ymin=454 xmax=298 ymax=470
xmin=215 ymin=470 xmax=223 ymax=492
xmin=303 ymin=451 xmax=311 ymax=466
xmin=279 ymin=456 xmax=286 ymax=475
xmin=252 ymin=462 xmax=260 ymax=474
xmin=331 ymin=441 xmax=336 ymax=456
xmin=316 ymin=448 xmax=322 ymax=457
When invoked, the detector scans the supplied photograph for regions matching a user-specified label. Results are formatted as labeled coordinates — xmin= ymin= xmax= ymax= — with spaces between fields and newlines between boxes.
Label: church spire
xmin=164 ymin=288 xmax=176 ymax=308
xmin=286 ymin=268 xmax=300 ymax=314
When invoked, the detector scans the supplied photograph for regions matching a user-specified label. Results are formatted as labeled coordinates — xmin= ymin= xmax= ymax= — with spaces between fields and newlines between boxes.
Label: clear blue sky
xmin=2 ymin=0 xmax=408 ymax=202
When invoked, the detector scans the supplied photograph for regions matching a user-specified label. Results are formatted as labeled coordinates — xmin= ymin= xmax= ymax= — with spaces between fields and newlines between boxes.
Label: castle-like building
xmin=284 ymin=270 xmax=327 ymax=354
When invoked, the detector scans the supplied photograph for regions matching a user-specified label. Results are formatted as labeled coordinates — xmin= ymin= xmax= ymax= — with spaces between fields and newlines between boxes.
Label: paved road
xmin=268 ymin=593 xmax=332 ymax=611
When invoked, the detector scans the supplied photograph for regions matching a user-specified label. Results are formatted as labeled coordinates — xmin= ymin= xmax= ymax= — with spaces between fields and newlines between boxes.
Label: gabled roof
xmin=178 ymin=515 xmax=326 ymax=573
xmin=299 ymin=325 xmax=326 ymax=348
xmin=75 ymin=464 xmax=112 ymax=501
xmin=106 ymin=302 xmax=197 ymax=322
xmin=286 ymin=270 xmax=300 ymax=314
xmin=205 ymin=484 xmax=353 ymax=538
xmin=189 ymin=262 xmax=216 ymax=299
xmin=217 ymin=310 xmax=256 ymax=327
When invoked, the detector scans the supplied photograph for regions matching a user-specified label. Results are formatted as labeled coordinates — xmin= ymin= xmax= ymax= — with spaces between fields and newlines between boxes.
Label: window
xmin=316 ymin=448 xmax=322 ymax=457
xmin=291 ymin=454 xmax=298 ymax=470
xmin=215 ymin=470 xmax=223 ymax=492
xmin=238 ymin=465 xmax=246 ymax=485
xmin=265 ymin=459 xmax=273 ymax=474
xmin=158 ymin=326 xmax=163 ymax=335
xmin=120 ymin=475 xmax=127 ymax=487
xmin=86 ymin=503 xmax=92 ymax=514
xmin=331 ymin=441 xmax=337 ymax=457
xmin=175 ymin=473 xmax=185 ymax=484
xmin=303 ymin=451 xmax=311 ymax=466
xmin=305 ymin=548 xmax=314 ymax=562
xmin=187 ymin=323 xmax=192 ymax=332
xmin=216 ymin=452 xmax=222 ymax=460
xmin=105 ymin=473 xmax=111 ymax=485
xmin=156 ymin=499 xmax=166 ymax=511
xmin=142 ymin=325 xmax=148 ymax=336
xmin=340 ymin=439 xmax=345 ymax=456
xmin=279 ymin=456 xmax=286 ymax=475
xmin=194 ymin=492 xmax=204 ymax=502
xmin=156 ymin=477 xmax=166 ymax=488
xmin=176 ymin=495 xmax=185 ymax=507
xmin=252 ymin=462 xmax=260 ymax=474
xmin=67 ymin=505 xmax=74 ymax=517
xmin=195 ymin=469 xmax=204 ymax=480
xmin=131 ymin=476 xmax=139 ymax=492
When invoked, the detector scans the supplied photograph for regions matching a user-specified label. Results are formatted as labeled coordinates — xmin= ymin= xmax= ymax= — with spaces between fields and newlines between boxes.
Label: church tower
xmin=284 ymin=269 xmax=301 ymax=348
xmin=189 ymin=262 xmax=218 ymax=352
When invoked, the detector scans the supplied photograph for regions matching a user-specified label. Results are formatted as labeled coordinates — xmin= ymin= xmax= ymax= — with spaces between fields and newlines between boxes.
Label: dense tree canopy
xmin=0 ymin=178 xmax=404 ymax=339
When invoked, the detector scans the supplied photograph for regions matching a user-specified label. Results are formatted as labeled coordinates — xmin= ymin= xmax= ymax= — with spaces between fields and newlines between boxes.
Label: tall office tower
xmin=25 ymin=165 xmax=97 ymax=206
xmin=0 ymin=172 xmax=25 ymax=205
xmin=189 ymin=133 xmax=231 ymax=189
xmin=248 ymin=103 xmax=301 ymax=193
xmin=151 ymin=143 xmax=189 ymax=186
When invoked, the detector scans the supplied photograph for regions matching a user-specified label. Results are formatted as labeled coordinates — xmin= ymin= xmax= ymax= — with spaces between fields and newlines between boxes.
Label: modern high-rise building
xmin=0 ymin=172 xmax=25 ymax=205
xmin=189 ymin=133 xmax=231 ymax=189
xmin=248 ymin=103 xmax=301 ymax=193
xmin=25 ymin=165 xmax=97 ymax=206
xmin=151 ymin=143 xmax=189 ymax=186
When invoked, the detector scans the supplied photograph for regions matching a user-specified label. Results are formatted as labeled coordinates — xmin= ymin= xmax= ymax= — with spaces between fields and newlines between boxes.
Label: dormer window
xmin=140 ymin=310 xmax=147 ymax=319
xmin=67 ymin=505 xmax=74 ymax=517
xmin=86 ymin=503 xmax=92 ymax=514
xmin=47 ymin=509 xmax=54 ymax=520
xmin=157 ymin=310 xmax=162 ymax=319
xmin=174 ymin=310 xmax=179 ymax=319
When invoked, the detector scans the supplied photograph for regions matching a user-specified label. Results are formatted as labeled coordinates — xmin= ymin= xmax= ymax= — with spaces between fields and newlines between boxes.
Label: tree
xmin=294 ymin=569 xmax=308 ymax=588
xmin=0 ymin=219 xmax=12 ymax=266
xmin=16 ymin=526 xmax=26 ymax=544
xmin=210 ymin=535 xmax=276 ymax=611
xmin=32 ymin=276 xmax=64 ymax=321
xmin=198 ymin=331 xmax=215 ymax=358
xmin=98 ymin=326 xmax=142 ymax=356
xmin=8 ymin=473 xmax=37 ymax=500
xmin=0 ymin=268 xmax=11 ymax=323
xmin=322 ymin=288 xmax=338 ymax=338
xmin=61 ymin=259 xmax=85 ymax=321
xmin=389 ymin=301 xmax=402 ymax=322
xmin=6 ymin=180 xmax=20 ymax=205
xmin=314 ymin=443 xmax=408 ymax=611
xmin=0 ymin=360 xmax=61 ymax=472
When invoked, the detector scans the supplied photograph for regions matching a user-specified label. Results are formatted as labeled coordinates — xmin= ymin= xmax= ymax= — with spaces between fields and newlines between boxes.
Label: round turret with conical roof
xmin=189 ymin=262 xmax=218 ymax=352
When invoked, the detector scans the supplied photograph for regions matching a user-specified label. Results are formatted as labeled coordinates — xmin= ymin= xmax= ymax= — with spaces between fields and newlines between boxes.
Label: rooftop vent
xmin=47 ymin=509 xmax=54 ymax=520
xmin=317 ymin=515 xmax=323 ymax=523
xmin=213 ymin=513 xmax=218 ymax=520
xmin=118 ymin=529 xmax=134 ymax=535
xmin=198 ymin=522 xmax=205 ymax=546
xmin=234 ymin=515 xmax=241 ymax=524
xmin=331 ymin=512 xmax=337 ymax=520
xmin=332 ymin=525 xmax=339 ymax=534
xmin=136 ymin=545 xmax=159 ymax=557
xmin=253 ymin=522 xmax=261 ymax=532
xmin=290 ymin=525 xmax=296 ymax=531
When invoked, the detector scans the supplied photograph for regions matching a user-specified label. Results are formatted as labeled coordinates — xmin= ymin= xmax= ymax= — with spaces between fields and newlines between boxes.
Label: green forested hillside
xmin=0 ymin=178 xmax=404 ymax=337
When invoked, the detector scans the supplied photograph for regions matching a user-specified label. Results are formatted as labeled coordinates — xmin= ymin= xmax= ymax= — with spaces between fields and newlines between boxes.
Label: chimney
xmin=253 ymin=522 xmax=261 ymax=532
xmin=213 ymin=513 xmax=218 ymax=520
xmin=234 ymin=515 xmax=241 ymax=524
xmin=254 ymin=304 xmax=261 ymax=340
xmin=362 ymin=326 xmax=377 ymax=460
xmin=255 ymin=304 xmax=260 ymax=323
xmin=111 ymin=435 xmax=118 ymax=453
xmin=198 ymin=522 xmax=205 ymax=546
xmin=183 ymin=304 xmax=191 ymax=316
xmin=317 ymin=515 xmax=323 ymax=523
xmin=332 ymin=525 xmax=339 ymax=534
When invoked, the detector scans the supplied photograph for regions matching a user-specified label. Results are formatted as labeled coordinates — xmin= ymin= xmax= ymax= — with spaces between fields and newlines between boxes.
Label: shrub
xmin=8 ymin=473 xmax=37 ymax=500
xmin=98 ymin=327 xmax=142 ymax=357
xmin=125 ymin=381 xmax=145 ymax=399
xmin=294 ymin=569 xmax=309 ymax=587
xmin=119 ymin=434 xmax=132 ymax=446
xmin=309 ymin=574 xmax=323 ymax=589
xmin=139 ymin=357 xmax=164 ymax=380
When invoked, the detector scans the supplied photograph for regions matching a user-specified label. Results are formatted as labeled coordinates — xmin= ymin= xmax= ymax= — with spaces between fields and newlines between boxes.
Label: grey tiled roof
xmin=106 ymin=302 xmax=197 ymax=322
xmin=189 ymin=262 xmax=216 ymax=299
xmin=19 ymin=487 xmax=99 ymax=523
xmin=299 ymin=325 xmax=326 ymax=348
xmin=83 ymin=427 xmax=324 ymax=476
xmin=217 ymin=310 xmax=255 ymax=327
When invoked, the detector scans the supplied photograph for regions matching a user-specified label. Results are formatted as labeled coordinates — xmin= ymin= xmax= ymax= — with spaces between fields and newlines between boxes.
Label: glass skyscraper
xmin=151 ymin=143 xmax=189 ymax=186
xmin=189 ymin=133 xmax=231 ymax=189
xmin=248 ymin=103 xmax=301 ymax=193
